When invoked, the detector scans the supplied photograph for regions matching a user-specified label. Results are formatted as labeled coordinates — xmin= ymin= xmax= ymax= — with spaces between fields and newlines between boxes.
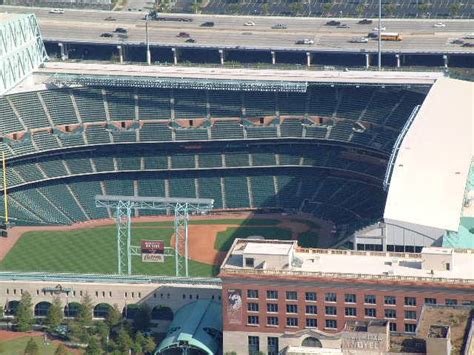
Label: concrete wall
xmin=4 ymin=0 xmax=111 ymax=10
xmin=384 ymin=220 xmax=445 ymax=248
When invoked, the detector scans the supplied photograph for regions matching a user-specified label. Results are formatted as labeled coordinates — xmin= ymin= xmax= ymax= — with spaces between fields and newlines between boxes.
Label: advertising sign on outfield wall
xmin=141 ymin=240 xmax=165 ymax=262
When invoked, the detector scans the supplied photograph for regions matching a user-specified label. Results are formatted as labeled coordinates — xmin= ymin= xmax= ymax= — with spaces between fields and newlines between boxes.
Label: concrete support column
xmin=395 ymin=54 xmax=400 ymax=68
xmin=218 ymin=49 xmax=225 ymax=65
xmin=58 ymin=43 xmax=68 ymax=61
xmin=443 ymin=54 xmax=448 ymax=69
xmin=271 ymin=51 xmax=276 ymax=65
xmin=146 ymin=49 xmax=151 ymax=65
xmin=306 ymin=52 xmax=312 ymax=67
xmin=172 ymin=48 xmax=179 ymax=65
xmin=117 ymin=45 xmax=123 ymax=64
xmin=365 ymin=53 xmax=370 ymax=69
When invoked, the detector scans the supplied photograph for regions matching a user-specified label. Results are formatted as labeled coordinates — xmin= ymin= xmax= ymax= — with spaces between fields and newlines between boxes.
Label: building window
xmin=325 ymin=306 xmax=337 ymax=316
xmin=446 ymin=299 xmax=457 ymax=305
xmin=305 ymin=305 xmax=317 ymax=315
xmin=306 ymin=318 xmax=317 ymax=328
xmin=345 ymin=294 xmax=357 ymax=303
xmin=268 ymin=337 xmax=279 ymax=355
xmin=286 ymin=291 xmax=298 ymax=300
xmin=364 ymin=295 xmax=376 ymax=304
xmin=325 ymin=292 xmax=337 ymax=302
xmin=286 ymin=317 xmax=298 ymax=327
xmin=267 ymin=303 xmax=278 ymax=313
xmin=365 ymin=308 xmax=377 ymax=318
xmin=247 ymin=290 xmax=259 ymax=299
xmin=305 ymin=292 xmax=317 ymax=301
xmin=389 ymin=323 xmax=397 ymax=332
xmin=267 ymin=290 xmax=278 ymax=300
xmin=325 ymin=319 xmax=337 ymax=329
xmin=267 ymin=316 xmax=279 ymax=326
xmin=248 ymin=303 xmax=259 ymax=312
xmin=405 ymin=311 xmax=417 ymax=320
xmin=404 ymin=297 xmax=416 ymax=306
xmin=385 ymin=309 xmax=396 ymax=319
xmin=384 ymin=296 xmax=396 ymax=305
xmin=424 ymin=298 xmax=437 ymax=305
xmin=248 ymin=315 xmax=259 ymax=326
xmin=248 ymin=336 xmax=260 ymax=354
xmin=245 ymin=257 xmax=255 ymax=268
xmin=405 ymin=323 xmax=416 ymax=333
xmin=286 ymin=304 xmax=298 ymax=314
xmin=345 ymin=307 xmax=357 ymax=317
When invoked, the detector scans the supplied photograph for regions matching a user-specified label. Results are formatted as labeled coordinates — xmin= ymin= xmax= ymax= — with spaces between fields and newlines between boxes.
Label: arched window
xmin=5 ymin=300 xmax=20 ymax=316
xmin=302 ymin=337 xmax=322 ymax=348
xmin=151 ymin=306 xmax=174 ymax=321
xmin=64 ymin=302 xmax=81 ymax=318
xmin=93 ymin=303 xmax=112 ymax=318
xmin=34 ymin=302 xmax=52 ymax=317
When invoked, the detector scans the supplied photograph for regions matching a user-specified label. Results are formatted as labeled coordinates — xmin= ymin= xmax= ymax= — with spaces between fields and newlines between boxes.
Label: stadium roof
xmin=156 ymin=300 xmax=222 ymax=354
xmin=384 ymin=78 xmax=473 ymax=232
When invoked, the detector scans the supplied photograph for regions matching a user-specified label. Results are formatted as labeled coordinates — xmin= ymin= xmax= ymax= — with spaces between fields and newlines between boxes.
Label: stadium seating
xmin=137 ymin=88 xmax=171 ymax=120
xmin=335 ymin=87 xmax=373 ymax=120
xmin=40 ymin=90 xmax=79 ymax=126
xmin=278 ymin=93 xmax=306 ymax=116
xmin=105 ymin=89 xmax=136 ymax=121
xmin=144 ymin=155 xmax=168 ymax=170
xmin=0 ymin=97 xmax=25 ymax=134
xmin=251 ymin=153 xmax=277 ymax=166
xmin=305 ymin=126 xmax=328 ymax=139
xmin=71 ymin=88 xmax=107 ymax=123
xmin=170 ymin=154 xmax=196 ymax=170
xmin=65 ymin=158 xmax=94 ymax=175
xmin=197 ymin=177 xmax=223 ymax=209
xmin=94 ymin=156 xmax=116 ymax=173
xmin=117 ymin=157 xmax=141 ymax=171
xmin=223 ymin=176 xmax=250 ymax=208
xmin=168 ymin=177 xmax=196 ymax=199
xmin=174 ymin=90 xmax=207 ymax=119
xmin=250 ymin=175 xmax=277 ymax=207
xmin=246 ymin=126 xmax=278 ymax=139
xmin=175 ymin=128 xmax=209 ymax=141
xmin=210 ymin=120 xmax=244 ymax=140
xmin=208 ymin=90 xmax=241 ymax=118
xmin=280 ymin=118 xmax=303 ymax=138
xmin=140 ymin=122 xmax=172 ymax=142
xmin=111 ymin=130 xmax=137 ymax=143
xmin=38 ymin=185 xmax=88 ymax=222
xmin=225 ymin=153 xmax=250 ymax=167
xmin=33 ymin=131 xmax=61 ymax=152
xmin=58 ymin=132 xmax=86 ymax=148
xmin=243 ymin=92 xmax=275 ymax=117
xmin=197 ymin=154 xmax=222 ymax=168
xmin=85 ymin=126 xmax=111 ymax=145
xmin=8 ymin=92 xmax=50 ymax=129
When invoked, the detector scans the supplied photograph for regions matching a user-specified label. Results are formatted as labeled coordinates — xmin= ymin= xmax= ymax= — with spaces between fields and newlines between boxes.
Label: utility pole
xmin=146 ymin=14 xmax=151 ymax=65
xmin=378 ymin=0 xmax=382 ymax=69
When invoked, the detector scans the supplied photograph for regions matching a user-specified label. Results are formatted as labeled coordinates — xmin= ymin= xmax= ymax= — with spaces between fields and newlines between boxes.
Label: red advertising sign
xmin=141 ymin=240 xmax=165 ymax=262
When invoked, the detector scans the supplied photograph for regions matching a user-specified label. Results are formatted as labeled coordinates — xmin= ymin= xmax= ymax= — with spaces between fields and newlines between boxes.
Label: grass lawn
xmin=214 ymin=226 xmax=292 ymax=252
xmin=0 ymin=335 xmax=77 ymax=355
xmin=297 ymin=231 xmax=319 ymax=248
xmin=0 ymin=226 xmax=216 ymax=277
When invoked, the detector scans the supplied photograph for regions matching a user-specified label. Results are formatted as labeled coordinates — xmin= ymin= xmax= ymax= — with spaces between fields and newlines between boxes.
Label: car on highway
xmin=244 ymin=21 xmax=255 ymax=26
xmin=337 ymin=24 xmax=350 ymax=28
xmin=358 ymin=19 xmax=373 ymax=25
xmin=433 ymin=22 xmax=446 ymax=28
xmin=272 ymin=24 xmax=287 ymax=29
xmin=350 ymin=37 xmax=369 ymax=43
xmin=200 ymin=21 xmax=214 ymax=27
xmin=104 ymin=16 xmax=116 ymax=21
xmin=451 ymin=39 xmax=464 ymax=45
xmin=49 ymin=8 xmax=64 ymax=14
xmin=114 ymin=27 xmax=127 ymax=33
xmin=325 ymin=20 xmax=341 ymax=26
xmin=185 ymin=38 xmax=196 ymax=43
xmin=177 ymin=32 xmax=190 ymax=38
xmin=373 ymin=26 xmax=386 ymax=31
xmin=462 ymin=42 xmax=474 ymax=47
xmin=464 ymin=33 xmax=474 ymax=39
xmin=295 ymin=39 xmax=314 ymax=45
xmin=100 ymin=33 xmax=113 ymax=38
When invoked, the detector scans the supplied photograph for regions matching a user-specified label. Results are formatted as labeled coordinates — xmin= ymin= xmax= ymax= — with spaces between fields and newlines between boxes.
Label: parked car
xmin=244 ymin=21 xmax=255 ymax=26
xmin=337 ymin=24 xmax=350 ymax=28
xmin=373 ymin=26 xmax=386 ymax=31
xmin=462 ymin=42 xmax=474 ymax=47
xmin=272 ymin=23 xmax=287 ymax=29
xmin=451 ymin=39 xmax=464 ymax=45
xmin=185 ymin=38 xmax=196 ymax=43
xmin=200 ymin=21 xmax=214 ymax=27
xmin=433 ymin=22 xmax=446 ymax=28
xmin=295 ymin=39 xmax=314 ymax=45
xmin=104 ymin=16 xmax=116 ymax=21
xmin=325 ymin=20 xmax=341 ymax=26
xmin=464 ymin=33 xmax=474 ymax=39
xmin=100 ymin=33 xmax=113 ymax=38
xmin=358 ymin=19 xmax=373 ymax=25
xmin=350 ymin=37 xmax=369 ymax=43
xmin=177 ymin=32 xmax=190 ymax=38
xmin=49 ymin=8 xmax=64 ymax=14
xmin=114 ymin=27 xmax=127 ymax=33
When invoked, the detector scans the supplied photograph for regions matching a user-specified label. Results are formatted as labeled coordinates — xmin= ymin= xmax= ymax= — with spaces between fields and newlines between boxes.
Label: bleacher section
xmin=0 ymin=84 xmax=425 ymax=236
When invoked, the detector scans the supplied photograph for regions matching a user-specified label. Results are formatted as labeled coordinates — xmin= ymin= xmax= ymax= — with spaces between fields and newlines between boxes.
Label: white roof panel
xmin=384 ymin=78 xmax=474 ymax=231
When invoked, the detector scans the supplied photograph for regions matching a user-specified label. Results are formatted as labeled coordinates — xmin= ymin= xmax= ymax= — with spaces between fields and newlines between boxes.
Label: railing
xmin=383 ymin=104 xmax=420 ymax=191
xmin=0 ymin=271 xmax=222 ymax=286
xmin=295 ymin=247 xmax=422 ymax=259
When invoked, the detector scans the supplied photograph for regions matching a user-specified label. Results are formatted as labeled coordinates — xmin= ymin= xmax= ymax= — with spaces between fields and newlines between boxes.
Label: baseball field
xmin=0 ymin=214 xmax=326 ymax=277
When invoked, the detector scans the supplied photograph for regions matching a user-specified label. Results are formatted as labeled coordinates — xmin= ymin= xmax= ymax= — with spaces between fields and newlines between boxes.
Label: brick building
xmin=219 ymin=239 xmax=474 ymax=354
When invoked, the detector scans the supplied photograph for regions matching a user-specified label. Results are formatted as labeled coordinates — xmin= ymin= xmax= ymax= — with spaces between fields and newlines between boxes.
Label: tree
xmin=142 ymin=336 xmax=156 ymax=354
xmin=46 ymin=297 xmax=63 ymax=330
xmin=323 ymin=2 xmax=333 ymax=14
xmin=0 ymin=305 xmax=4 ymax=318
xmin=116 ymin=328 xmax=133 ymax=353
xmin=23 ymin=337 xmax=39 ymax=355
xmin=262 ymin=3 xmax=269 ymax=15
xmin=15 ymin=291 xmax=34 ymax=332
xmin=76 ymin=293 xmax=93 ymax=326
xmin=356 ymin=4 xmax=366 ymax=17
xmin=54 ymin=344 xmax=68 ymax=355
xmin=449 ymin=2 xmax=461 ymax=17
xmin=105 ymin=304 xmax=122 ymax=329
xmin=85 ymin=337 xmax=101 ymax=355
xmin=133 ymin=304 xmax=151 ymax=332
xmin=384 ymin=3 xmax=396 ymax=17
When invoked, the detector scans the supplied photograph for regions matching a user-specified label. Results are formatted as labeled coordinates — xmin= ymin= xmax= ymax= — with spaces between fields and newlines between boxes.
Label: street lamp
xmin=377 ymin=0 xmax=382 ymax=69
xmin=145 ymin=14 xmax=151 ymax=65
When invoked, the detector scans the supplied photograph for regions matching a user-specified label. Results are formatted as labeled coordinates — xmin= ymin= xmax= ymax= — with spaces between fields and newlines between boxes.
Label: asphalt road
xmin=2 ymin=6 xmax=473 ymax=54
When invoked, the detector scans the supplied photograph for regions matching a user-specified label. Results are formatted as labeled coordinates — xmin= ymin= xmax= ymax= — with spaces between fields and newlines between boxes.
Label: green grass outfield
xmin=0 ymin=218 xmax=290 ymax=277
xmin=0 ymin=335 xmax=75 ymax=355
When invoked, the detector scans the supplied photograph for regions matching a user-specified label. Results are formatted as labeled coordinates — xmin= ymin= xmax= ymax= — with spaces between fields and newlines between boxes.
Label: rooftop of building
xmin=220 ymin=239 xmax=474 ymax=283
xmin=0 ymin=13 xmax=22 ymax=23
